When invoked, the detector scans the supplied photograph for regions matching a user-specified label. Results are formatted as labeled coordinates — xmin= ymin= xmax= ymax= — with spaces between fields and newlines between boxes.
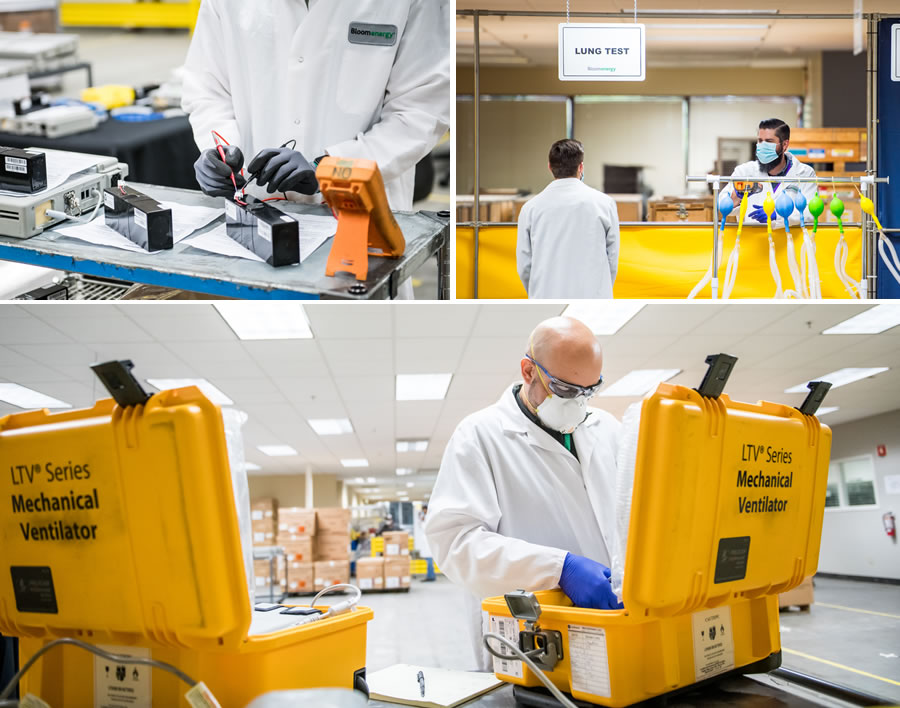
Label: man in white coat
xmin=517 ymin=139 xmax=620 ymax=299
xmin=181 ymin=0 xmax=450 ymax=297
xmin=724 ymin=118 xmax=817 ymax=227
xmin=425 ymin=316 xmax=622 ymax=670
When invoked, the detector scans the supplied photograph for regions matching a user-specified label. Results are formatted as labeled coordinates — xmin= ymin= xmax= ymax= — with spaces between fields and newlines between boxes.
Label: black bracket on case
xmin=797 ymin=381 xmax=832 ymax=416
xmin=696 ymin=353 xmax=738 ymax=399
xmin=90 ymin=360 xmax=151 ymax=408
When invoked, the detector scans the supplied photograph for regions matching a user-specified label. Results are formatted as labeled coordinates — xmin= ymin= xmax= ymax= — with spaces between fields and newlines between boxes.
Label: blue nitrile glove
xmin=747 ymin=205 xmax=769 ymax=224
xmin=194 ymin=146 xmax=245 ymax=198
xmin=248 ymin=147 xmax=318 ymax=195
xmin=558 ymin=553 xmax=623 ymax=610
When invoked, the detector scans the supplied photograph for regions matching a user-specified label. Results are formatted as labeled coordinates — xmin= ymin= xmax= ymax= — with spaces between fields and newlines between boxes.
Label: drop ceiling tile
xmin=305 ymin=304 xmax=393 ymax=339
xmin=318 ymin=339 xmax=394 ymax=376
xmin=395 ymin=304 xmax=480 ymax=338
xmin=0 ymin=317 xmax=70 ymax=345
xmin=471 ymin=304 xmax=564 ymax=337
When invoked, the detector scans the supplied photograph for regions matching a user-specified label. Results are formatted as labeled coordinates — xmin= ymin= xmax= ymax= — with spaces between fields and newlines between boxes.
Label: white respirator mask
xmin=535 ymin=393 xmax=588 ymax=434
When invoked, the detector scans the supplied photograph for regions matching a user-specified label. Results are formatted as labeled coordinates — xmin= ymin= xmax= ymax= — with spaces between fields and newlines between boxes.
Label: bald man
xmin=425 ymin=316 xmax=622 ymax=670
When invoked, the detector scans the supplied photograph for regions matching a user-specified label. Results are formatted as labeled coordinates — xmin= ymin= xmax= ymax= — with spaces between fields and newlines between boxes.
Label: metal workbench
xmin=0 ymin=183 xmax=450 ymax=299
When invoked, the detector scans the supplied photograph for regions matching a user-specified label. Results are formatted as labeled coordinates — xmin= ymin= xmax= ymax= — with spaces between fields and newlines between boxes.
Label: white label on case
xmin=225 ymin=201 xmax=237 ymax=219
xmin=489 ymin=616 xmax=523 ymax=678
xmin=692 ymin=606 xmax=735 ymax=682
xmin=386 ymin=576 xmax=400 ymax=589
xmin=134 ymin=209 xmax=147 ymax=230
xmin=359 ymin=578 xmax=373 ymax=590
xmin=257 ymin=220 xmax=272 ymax=241
xmin=93 ymin=645 xmax=152 ymax=708
xmin=386 ymin=543 xmax=399 ymax=556
xmin=5 ymin=156 xmax=27 ymax=174
xmin=568 ymin=625 xmax=611 ymax=698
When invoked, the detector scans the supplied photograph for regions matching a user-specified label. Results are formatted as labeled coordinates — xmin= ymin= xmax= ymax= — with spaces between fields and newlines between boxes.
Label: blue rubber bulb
xmin=718 ymin=192 xmax=734 ymax=230
xmin=775 ymin=190 xmax=795 ymax=220
xmin=792 ymin=190 xmax=807 ymax=226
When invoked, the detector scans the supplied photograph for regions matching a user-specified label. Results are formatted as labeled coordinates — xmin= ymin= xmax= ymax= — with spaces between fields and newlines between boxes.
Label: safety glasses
xmin=525 ymin=355 xmax=603 ymax=399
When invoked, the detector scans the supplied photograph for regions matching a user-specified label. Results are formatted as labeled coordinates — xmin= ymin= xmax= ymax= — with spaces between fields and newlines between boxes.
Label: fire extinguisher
xmin=884 ymin=511 xmax=896 ymax=539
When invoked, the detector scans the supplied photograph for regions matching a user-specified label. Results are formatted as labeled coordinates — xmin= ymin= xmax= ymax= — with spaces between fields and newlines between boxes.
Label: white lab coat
xmin=517 ymin=178 xmax=620 ymax=299
xmin=414 ymin=510 xmax=432 ymax=558
xmin=182 ymin=0 xmax=450 ymax=212
xmin=722 ymin=156 xmax=818 ymax=227
xmin=425 ymin=386 xmax=621 ymax=669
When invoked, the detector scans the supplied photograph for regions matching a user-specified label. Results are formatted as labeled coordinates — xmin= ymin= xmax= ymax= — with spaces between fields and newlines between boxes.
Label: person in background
xmin=377 ymin=513 xmax=399 ymax=536
xmin=426 ymin=316 xmax=621 ymax=669
xmin=724 ymin=118 xmax=817 ymax=226
xmin=415 ymin=504 xmax=436 ymax=582
xmin=517 ymin=139 xmax=620 ymax=299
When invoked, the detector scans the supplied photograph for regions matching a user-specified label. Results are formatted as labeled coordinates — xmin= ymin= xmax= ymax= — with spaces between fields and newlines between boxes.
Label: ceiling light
xmin=146 ymin=378 xmax=234 ymax=405
xmin=213 ymin=302 xmax=312 ymax=340
xmin=815 ymin=407 xmax=839 ymax=416
xmin=258 ymin=445 xmax=298 ymax=457
xmin=341 ymin=459 xmax=369 ymax=468
xmin=785 ymin=368 xmax=889 ymax=393
xmin=366 ymin=477 xmax=376 ymax=483
xmin=823 ymin=305 xmax=900 ymax=335
xmin=396 ymin=440 xmax=429 ymax=453
xmin=562 ymin=303 xmax=644 ymax=335
xmin=406 ymin=482 xmax=415 ymax=488
xmin=308 ymin=418 xmax=354 ymax=436
xmin=347 ymin=477 xmax=365 ymax=485
xmin=396 ymin=374 xmax=452 ymax=401
xmin=598 ymin=369 xmax=681 ymax=397
xmin=396 ymin=468 xmax=416 ymax=476
xmin=0 ymin=384 xmax=71 ymax=410
xmin=245 ymin=462 xmax=261 ymax=471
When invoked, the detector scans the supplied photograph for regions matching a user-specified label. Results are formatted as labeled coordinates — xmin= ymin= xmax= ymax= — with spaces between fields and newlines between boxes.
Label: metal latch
xmin=677 ymin=203 xmax=689 ymax=220
xmin=91 ymin=360 xmax=150 ymax=408
xmin=504 ymin=591 xmax=564 ymax=671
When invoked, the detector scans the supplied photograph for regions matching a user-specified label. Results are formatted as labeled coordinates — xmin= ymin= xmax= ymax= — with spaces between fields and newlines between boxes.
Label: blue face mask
xmin=756 ymin=141 xmax=779 ymax=165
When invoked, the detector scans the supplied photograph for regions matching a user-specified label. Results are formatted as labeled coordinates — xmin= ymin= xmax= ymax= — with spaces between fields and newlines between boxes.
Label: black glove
xmin=194 ymin=145 xmax=245 ymax=197
xmin=248 ymin=147 xmax=318 ymax=195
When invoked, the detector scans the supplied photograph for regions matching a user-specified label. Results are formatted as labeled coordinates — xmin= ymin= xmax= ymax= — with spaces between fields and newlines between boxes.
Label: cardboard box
xmin=251 ymin=497 xmax=277 ymax=522
xmin=355 ymin=558 xmax=385 ymax=592
xmin=286 ymin=562 xmax=314 ymax=594
xmin=316 ymin=507 xmax=351 ymax=535
xmin=253 ymin=557 xmax=285 ymax=595
xmin=280 ymin=537 xmax=314 ymax=564
xmin=778 ymin=577 xmax=815 ymax=609
xmin=314 ymin=560 xmax=350 ymax=590
xmin=278 ymin=507 xmax=316 ymax=537
xmin=0 ymin=10 xmax=58 ymax=33
xmin=252 ymin=530 xmax=276 ymax=546
xmin=384 ymin=558 xmax=410 ymax=590
xmin=316 ymin=532 xmax=350 ymax=561
xmin=382 ymin=531 xmax=409 ymax=558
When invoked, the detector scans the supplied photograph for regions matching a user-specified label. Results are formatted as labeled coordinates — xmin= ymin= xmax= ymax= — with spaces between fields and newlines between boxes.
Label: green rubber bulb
xmin=809 ymin=193 xmax=825 ymax=233
xmin=830 ymin=196 xmax=845 ymax=234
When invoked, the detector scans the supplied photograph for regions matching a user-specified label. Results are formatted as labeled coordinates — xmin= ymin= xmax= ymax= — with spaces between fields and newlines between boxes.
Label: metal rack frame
xmin=686 ymin=173 xmax=890 ymax=300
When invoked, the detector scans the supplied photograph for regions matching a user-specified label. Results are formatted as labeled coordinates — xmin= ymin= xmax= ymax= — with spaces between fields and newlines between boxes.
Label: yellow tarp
xmin=456 ymin=224 xmax=862 ymax=299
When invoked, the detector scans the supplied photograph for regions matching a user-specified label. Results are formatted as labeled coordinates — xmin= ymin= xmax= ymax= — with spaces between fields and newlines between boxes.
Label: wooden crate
xmin=650 ymin=198 xmax=712 ymax=223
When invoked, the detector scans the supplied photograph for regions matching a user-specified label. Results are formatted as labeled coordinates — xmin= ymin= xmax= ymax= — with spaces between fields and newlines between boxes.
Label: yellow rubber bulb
xmin=859 ymin=194 xmax=884 ymax=232
xmin=735 ymin=191 xmax=750 ymax=239
xmin=763 ymin=192 xmax=776 ymax=237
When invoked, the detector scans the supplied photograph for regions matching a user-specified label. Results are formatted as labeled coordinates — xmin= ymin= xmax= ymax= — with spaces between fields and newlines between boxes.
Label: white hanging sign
xmin=558 ymin=23 xmax=646 ymax=82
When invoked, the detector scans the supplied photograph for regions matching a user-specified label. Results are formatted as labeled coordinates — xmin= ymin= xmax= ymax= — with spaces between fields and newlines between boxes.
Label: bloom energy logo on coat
xmin=348 ymin=22 xmax=398 ymax=46
xmin=558 ymin=23 xmax=646 ymax=81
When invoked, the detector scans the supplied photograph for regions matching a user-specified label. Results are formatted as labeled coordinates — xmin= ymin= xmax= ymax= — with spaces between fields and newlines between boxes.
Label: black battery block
xmin=0 ymin=147 xmax=47 ymax=194
xmin=225 ymin=197 xmax=300 ymax=267
xmin=103 ymin=186 xmax=174 ymax=251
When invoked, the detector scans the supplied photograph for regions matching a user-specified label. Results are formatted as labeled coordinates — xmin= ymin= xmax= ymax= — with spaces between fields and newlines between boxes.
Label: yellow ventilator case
xmin=0 ymin=386 xmax=373 ymax=706
xmin=483 ymin=382 xmax=831 ymax=707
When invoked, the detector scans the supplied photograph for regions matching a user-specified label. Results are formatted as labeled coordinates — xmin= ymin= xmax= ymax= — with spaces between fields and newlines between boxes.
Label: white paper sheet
xmin=0 ymin=150 xmax=107 ymax=198
xmin=184 ymin=213 xmax=335 ymax=264
xmin=53 ymin=201 xmax=222 ymax=254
